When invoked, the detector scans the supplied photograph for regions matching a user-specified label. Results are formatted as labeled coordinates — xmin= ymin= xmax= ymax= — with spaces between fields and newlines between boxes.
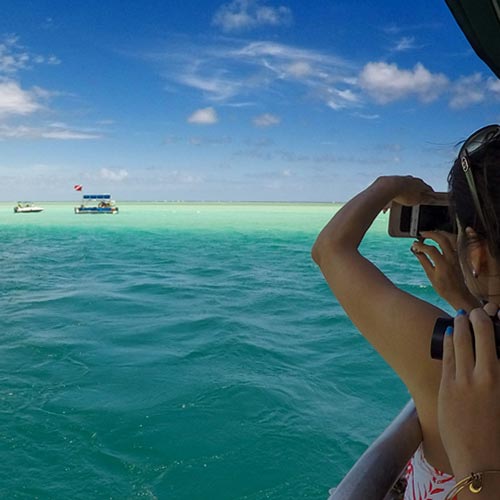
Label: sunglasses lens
xmin=465 ymin=126 xmax=500 ymax=155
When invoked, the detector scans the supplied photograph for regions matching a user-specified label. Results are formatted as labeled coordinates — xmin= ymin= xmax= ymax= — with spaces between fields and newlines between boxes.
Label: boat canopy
xmin=445 ymin=0 xmax=500 ymax=78
xmin=82 ymin=194 xmax=112 ymax=199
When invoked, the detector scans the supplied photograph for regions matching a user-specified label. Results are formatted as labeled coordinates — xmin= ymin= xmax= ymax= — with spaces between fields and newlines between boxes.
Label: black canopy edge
xmin=445 ymin=0 xmax=500 ymax=79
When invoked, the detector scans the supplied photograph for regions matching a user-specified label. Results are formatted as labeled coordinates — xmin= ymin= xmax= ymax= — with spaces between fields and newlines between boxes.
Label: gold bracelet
xmin=445 ymin=470 xmax=500 ymax=499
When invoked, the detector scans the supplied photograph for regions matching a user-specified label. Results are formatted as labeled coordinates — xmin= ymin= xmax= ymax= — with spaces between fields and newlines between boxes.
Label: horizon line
xmin=3 ymin=199 xmax=346 ymax=204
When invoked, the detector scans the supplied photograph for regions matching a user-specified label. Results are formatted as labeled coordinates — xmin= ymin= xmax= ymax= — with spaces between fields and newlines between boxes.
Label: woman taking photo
xmin=312 ymin=125 xmax=500 ymax=499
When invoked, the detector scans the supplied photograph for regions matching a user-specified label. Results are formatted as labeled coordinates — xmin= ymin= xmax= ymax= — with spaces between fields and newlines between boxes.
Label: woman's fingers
xmin=392 ymin=177 xmax=436 ymax=206
xmin=470 ymin=307 xmax=498 ymax=374
xmin=483 ymin=302 xmax=499 ymax=318
xmin=441 ymin=324 xmax=456 ymax=382
xmin=411 ymin=241 xmax=443 ymax=265
xmin=419 ymin=231 xmax=456 ymax=258
xmin=449 ymin=307 xmax=498 ymax=379
xmin=453 ymin=312 xmax=475 ymax=377
xmin=412 ymin=247 xmax=435 ymax=276
xmin=419 ymin=183 xmax=438 ymax=200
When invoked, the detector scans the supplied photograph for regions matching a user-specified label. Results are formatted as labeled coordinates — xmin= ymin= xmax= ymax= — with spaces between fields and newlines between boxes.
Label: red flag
xmin=74 ymin=184 xmax=82 ymax=191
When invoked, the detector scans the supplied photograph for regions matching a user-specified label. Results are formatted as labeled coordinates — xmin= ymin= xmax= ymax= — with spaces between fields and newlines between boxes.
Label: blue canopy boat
xmin=74 ymin=194 xmax=119 ymax=214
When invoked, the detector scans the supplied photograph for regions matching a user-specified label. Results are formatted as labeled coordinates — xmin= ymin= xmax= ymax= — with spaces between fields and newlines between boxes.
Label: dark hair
xmin=448 ymin=139 xmax=500 ymax=259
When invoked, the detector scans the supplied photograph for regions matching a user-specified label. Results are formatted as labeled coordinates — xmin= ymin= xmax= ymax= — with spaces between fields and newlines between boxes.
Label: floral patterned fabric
xmin=404 ymin=443 xmax=456 ymax=500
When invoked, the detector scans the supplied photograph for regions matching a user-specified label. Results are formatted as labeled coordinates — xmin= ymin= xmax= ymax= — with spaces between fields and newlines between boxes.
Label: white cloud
xmin=447 ymin=74 xmax=500 ymax=109
xmin=100 ymin=168 xmax=129 ymax=181
xmin=189 ymin=135 xmax=231 ymax=145
xmin=42 ymin=129 xmax=101 ymax=140
xmin=487 ymin=77 xmax=500 ymax=95
xmin=41 ymin=17 xmax=55 ymax=30
xmin=212 ymin=0 xmax=292 ymax=32
xmin=0 ymin=80 xmax=43 ymax=117
xmin=163 ymin=135 xmax=182 ymax=145
xmin=323 ymin=87 xmax=361 ymax=110
xmin=170 ymin=170 xmax=203 ymax=184
xmin=32 ymin=54 xmax=60 ymax=65
xmin=0 ymin=35 xmax=28 ymax=73
xmin=155 ymin=38 xmax=500 ymax=114
xmin=285 ymin=61 xmax=313 ymax=77
xmin=0 ymin=123 xmax=102 ymax=140
xmin=178 ymin=74 xmax=241 ymax=101
xmin=96 ymin=119 xmax=115 ymax=125
xmin=0 ymin=34 xmax=60 ymax=74
xmin=47 ymin=55 xmax=61 ymax=65
xmin=391 ymin=36 xmax=419 ymax=52
xmin=352 ymin=112 xmax=380 ymax=120
xmin=187 ymin=107 xmax=218 ymax=125
xmin=253 ymin=113 xmax=280 ymax=127
xmin=0 ymin=35 xmax=108 ymax=150
xmin=162 ymin=39 xmax=356 ymax=110
xmin=449 ymin=73 xmax=486 ymax=109
xmin=232 ymin=41 xmax=346 ymax=67
xmin=358 ymin=62 xmax=448 ymax=104
xmin=148 ymin=169 xmax=203 ymax=184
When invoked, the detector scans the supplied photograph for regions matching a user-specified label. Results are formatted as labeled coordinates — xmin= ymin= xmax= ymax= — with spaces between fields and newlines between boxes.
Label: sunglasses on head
xmin=459 ymin=124 xmax=500 ymax=230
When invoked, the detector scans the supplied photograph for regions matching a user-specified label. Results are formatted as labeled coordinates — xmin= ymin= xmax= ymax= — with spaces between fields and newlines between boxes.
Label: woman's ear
xmin=465 ymin=226 xmax=489 ymax=276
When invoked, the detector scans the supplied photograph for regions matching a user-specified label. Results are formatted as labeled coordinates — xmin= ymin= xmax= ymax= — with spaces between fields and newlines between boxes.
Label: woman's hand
xmin=411 ymin=231 xmax=480 ymax=311
xmin=383 ymin=175 xmax=435 ymax=207
xmin=438 ymin=306 xmax=500 ymax=478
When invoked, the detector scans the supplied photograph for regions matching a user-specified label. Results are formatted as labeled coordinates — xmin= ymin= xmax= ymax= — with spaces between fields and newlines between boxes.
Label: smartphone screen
xmin=417 ymin=204 xmax=454 ymax=233
xmin=399 ymin=206 xmax=412 ymax=233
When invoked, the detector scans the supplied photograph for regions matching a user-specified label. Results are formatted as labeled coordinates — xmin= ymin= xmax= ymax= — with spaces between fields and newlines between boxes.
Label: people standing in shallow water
xmin=312 ymin=125 xmax=500 ymax=499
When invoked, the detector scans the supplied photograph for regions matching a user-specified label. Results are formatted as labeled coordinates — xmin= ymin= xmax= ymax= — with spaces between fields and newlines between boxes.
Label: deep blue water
xmin=0 ymin=203 xmax=451 ymax=499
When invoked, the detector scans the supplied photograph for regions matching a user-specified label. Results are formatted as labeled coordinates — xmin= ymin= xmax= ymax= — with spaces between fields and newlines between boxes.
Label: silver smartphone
xmin=388 ymin=193 xmax=454 ymax=238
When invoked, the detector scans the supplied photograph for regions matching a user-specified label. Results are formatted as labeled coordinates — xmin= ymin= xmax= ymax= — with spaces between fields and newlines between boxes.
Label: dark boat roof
xmin=446 ymin=0 xmax=500 ymax=78
xmin=82 ymin=194 xmax=112 ymax=199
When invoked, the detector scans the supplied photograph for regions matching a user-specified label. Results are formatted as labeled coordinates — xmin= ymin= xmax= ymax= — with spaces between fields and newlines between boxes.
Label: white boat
xmin=14 ymin=202 xmax=44 ymax=213
xmin=74 ymin=194 xmax=119 ymax=214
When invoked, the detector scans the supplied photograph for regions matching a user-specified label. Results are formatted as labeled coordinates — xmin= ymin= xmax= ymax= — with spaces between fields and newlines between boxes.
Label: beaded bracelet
xmin=445 ymin=470 xmax=500 ymax=499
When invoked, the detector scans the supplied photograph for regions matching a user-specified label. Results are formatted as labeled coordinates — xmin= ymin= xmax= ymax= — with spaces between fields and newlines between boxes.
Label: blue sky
xmin=1 ymin=0 xmax=500 ymax=201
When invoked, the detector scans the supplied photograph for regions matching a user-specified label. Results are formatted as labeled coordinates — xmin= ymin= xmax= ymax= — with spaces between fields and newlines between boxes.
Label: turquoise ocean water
xmin=0 ymin=202 xmax=453 ymax=499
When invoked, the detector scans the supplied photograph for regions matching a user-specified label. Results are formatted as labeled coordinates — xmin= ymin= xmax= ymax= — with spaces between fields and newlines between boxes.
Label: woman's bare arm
xmin=312 ymin=176 xmax=447 ymax=397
